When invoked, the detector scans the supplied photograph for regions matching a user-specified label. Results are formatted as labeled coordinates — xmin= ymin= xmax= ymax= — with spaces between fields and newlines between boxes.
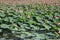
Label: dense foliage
xmin=0 ymin=4 xmax=60 ymax=40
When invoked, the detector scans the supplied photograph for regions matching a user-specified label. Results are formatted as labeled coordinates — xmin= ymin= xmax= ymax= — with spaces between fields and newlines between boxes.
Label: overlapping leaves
xmin=0 ymin=4 xmax=60 ymax=40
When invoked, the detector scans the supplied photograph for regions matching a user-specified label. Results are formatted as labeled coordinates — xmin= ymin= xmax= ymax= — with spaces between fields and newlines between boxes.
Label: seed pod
xmin=27 ymin=15 xmax=30 ymax=18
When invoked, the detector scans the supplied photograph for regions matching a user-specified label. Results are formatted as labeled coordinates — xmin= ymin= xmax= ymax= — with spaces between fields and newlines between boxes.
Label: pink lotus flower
xmin=55 ymin=16 xmax=59 ymax=19
xmin=58 ymin=31 xmax=60 ymax=34
xmin=57 ymin=22 xmax=60 ymax=25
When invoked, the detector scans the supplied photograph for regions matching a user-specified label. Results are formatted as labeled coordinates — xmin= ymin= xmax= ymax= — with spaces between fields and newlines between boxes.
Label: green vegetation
xmin=0 ymin=4 xmax=60 ymax=40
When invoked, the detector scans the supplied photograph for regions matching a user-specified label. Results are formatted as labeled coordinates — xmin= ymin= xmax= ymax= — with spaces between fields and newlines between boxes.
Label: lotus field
xmin=0 ymin=4 xmax=60 ymax=40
